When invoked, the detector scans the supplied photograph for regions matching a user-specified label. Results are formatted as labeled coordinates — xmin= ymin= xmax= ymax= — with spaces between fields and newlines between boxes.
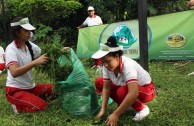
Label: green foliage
xmin=85 ymin=0 xmax=138 ymax=22
xmin=7 ymin=0 xmax=82 ymax=26
xmin=35 ymin=23 xmax=53 ymax=40
xmin=85 ymin=0 xmax=189 ymax=23
xmin=147 ymin=0 xmax=188 ymax=16
xmin=36 ymin=38 xmax=72 ymax=83
xmin=0 ymin=39 xmax=8 ymax=49
xmin=34 ymin=23 xmax=77 ymax=47
xmin=34 ymin=23 xmax=73 ymax=83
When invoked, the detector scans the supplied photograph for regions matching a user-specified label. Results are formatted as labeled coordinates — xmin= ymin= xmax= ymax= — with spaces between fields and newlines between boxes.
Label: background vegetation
xmin=0 ymin=0 xmax=191 ymax=46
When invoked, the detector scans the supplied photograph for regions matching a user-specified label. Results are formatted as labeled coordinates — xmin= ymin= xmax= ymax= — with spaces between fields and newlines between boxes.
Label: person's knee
xmin=31 ymin=101 xmax=48 ymax=112
xmin=95 ymin=77 xmax=103 ymax=88
xmin=116 ymin=86 xmax=128 ymax=100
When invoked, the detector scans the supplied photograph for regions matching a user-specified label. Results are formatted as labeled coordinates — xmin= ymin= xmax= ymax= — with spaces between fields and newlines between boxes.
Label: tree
xmin=7 ymin=0 xmax=82 ymax=27
xmin=84 ymin=0 xmax=188 ymax=24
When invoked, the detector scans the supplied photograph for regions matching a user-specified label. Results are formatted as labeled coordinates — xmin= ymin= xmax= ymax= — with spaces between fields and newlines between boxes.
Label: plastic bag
xmin=56 ymin=49 xmax=99 ymax=116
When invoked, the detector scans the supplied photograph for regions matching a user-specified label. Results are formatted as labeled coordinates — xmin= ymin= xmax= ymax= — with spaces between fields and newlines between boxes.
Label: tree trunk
xmin=1 ymin=0 xmax=7 ymax=40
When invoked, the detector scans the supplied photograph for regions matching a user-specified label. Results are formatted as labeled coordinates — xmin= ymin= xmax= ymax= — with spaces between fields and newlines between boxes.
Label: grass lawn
xmin=0 ymin=60 xmax=194 ymax=126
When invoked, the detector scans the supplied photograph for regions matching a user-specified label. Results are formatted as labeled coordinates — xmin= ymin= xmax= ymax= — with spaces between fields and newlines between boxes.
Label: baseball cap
xmin=88 ymin=6 xmax=94 ymax=11
xmin=92 ymin=41 xmax=123 ymax=59
xmin=10 ymin=17 xmax=35 ymax=30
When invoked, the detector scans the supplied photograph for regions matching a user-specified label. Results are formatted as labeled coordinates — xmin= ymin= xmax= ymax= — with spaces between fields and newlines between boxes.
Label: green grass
xmin=1 ymin=60 xmax=194 ymax=126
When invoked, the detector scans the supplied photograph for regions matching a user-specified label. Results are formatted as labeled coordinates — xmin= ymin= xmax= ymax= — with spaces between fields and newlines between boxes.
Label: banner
xmin=148 ymin=10 xmax=194 ymax=60
xmin=76 ymin=10 xmax=194 ymax=60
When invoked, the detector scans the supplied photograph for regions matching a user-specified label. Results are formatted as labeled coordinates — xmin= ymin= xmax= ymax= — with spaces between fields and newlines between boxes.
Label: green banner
xmin=148 ymin=10 xmax=194 ymax=60
xmin=76 ymin=10 xmax=194 ymax=60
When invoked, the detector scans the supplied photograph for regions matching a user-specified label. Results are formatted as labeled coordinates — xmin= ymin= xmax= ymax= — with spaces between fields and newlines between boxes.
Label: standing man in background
xmin=77 ymin=6 xmax=103 ymax=69
xmin=77 ymin=6 xmax=103 ymax=28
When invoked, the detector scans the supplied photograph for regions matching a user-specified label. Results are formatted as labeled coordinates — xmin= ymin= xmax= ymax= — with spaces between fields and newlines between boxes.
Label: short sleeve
xmin=5 ymin=46 xmax=18 ymax=67
xmin=98 ymin=16 xmax=103 ymax=24
xmin=123 ymin=64 xmax=138 ymax=83
xmin=83 ymin=18 xmax=88 ymax=26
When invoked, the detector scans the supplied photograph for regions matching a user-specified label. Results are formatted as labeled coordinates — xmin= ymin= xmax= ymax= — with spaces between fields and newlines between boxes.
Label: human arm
xmin=9 ymin=54 xmax=48 ymax=78
xmin=77 ymin=24 xmax=85 ymax=29
xmin=191 ymin=0 xmax=194 ymax=4
xmin=96 ymin=80 xmax=112 ymax=119
xmin=187 ymin=0 xmax=194 ymax=7
xmin=106 ymin=82 xmax=139 ymax=126
xmin=99 ymin=19 xmax=103 ymax=25
xmin=99 ymin=16 xmax=103 ymax=25
xmin=188 ymin=72 xmax=194 ymax=76
xmin=63 ymin=47 xmax=70 ymax=50
xmin=77 ymin=17 xmax=88 ymax=29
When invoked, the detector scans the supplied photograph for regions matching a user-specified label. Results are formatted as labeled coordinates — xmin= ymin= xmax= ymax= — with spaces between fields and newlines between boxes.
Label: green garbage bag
xmin=56 ymin=48 xmax=99 ymax=116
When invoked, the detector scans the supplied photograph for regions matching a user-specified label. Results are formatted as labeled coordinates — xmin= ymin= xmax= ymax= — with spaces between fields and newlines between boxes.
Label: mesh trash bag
xmin=56 ymin=48 xmax=99 ymax=116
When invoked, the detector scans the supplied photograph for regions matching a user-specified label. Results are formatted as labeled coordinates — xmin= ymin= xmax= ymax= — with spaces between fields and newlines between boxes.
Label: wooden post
xmin=138 ymin=0 xmax=149 ymax=71
xmin=1 ymin=0 xmax=7 ymax=40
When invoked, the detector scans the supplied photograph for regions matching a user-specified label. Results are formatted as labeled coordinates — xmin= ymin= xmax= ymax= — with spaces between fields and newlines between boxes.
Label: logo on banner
xmin=112 ymin=24 xmax=137 ymax=50
xmin=166 ymin=33 xmax=186 ymax=48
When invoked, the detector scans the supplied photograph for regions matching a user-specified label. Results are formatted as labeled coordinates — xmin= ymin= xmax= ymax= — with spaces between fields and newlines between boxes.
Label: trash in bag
xmin=56 ymin=48 xmax=99 ymax=116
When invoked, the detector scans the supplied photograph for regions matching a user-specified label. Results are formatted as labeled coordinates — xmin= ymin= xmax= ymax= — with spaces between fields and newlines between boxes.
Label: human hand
xmin=188 ymin=72 xmax=194 ymax=76
xmin=61 ymin=47 xmax=70 ymax=52
xmin=63 ymin=47 xmax=70 ymax=50
xmin=187 ymin=0 xmax=194 ymax=7
xmin=106 ymin=113 xmax=119 ymax=126
xmin=96 ymin=109 xmax=105 ymax=119
xmin=33 ymin=53 xmax=49 ymax=65
xmin=92 ymin=109 xmax=105 ymax=125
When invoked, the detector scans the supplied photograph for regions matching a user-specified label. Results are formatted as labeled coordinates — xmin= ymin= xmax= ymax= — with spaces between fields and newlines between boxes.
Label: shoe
xmin=132 ymin=105 xmax=150 ymax=121
xmin=11 ymin=104 xmax=19 ymax=114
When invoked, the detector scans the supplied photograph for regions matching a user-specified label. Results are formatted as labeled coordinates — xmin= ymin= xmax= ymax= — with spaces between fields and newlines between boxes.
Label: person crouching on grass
xmin=92 ymin=36 xmax=156 ymax=125
xmin=5 ymin=16 xmax=53 ymax=114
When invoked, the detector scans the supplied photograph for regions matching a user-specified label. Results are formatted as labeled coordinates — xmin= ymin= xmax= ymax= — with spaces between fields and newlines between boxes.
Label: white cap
xmin=88 ymin=6 xmax=94 ymax=11
xmin=92 ymin=44 xmax=123 ymax=59
xmin=10 ymin=18 xmax=35 ymax=30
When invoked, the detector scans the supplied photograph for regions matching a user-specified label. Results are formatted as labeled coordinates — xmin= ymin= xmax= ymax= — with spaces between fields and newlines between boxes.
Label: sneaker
xmin=11 ymin=104 xmax=19 ymax=114
xmin=132 ymin=105 xmax=150 ymax=121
